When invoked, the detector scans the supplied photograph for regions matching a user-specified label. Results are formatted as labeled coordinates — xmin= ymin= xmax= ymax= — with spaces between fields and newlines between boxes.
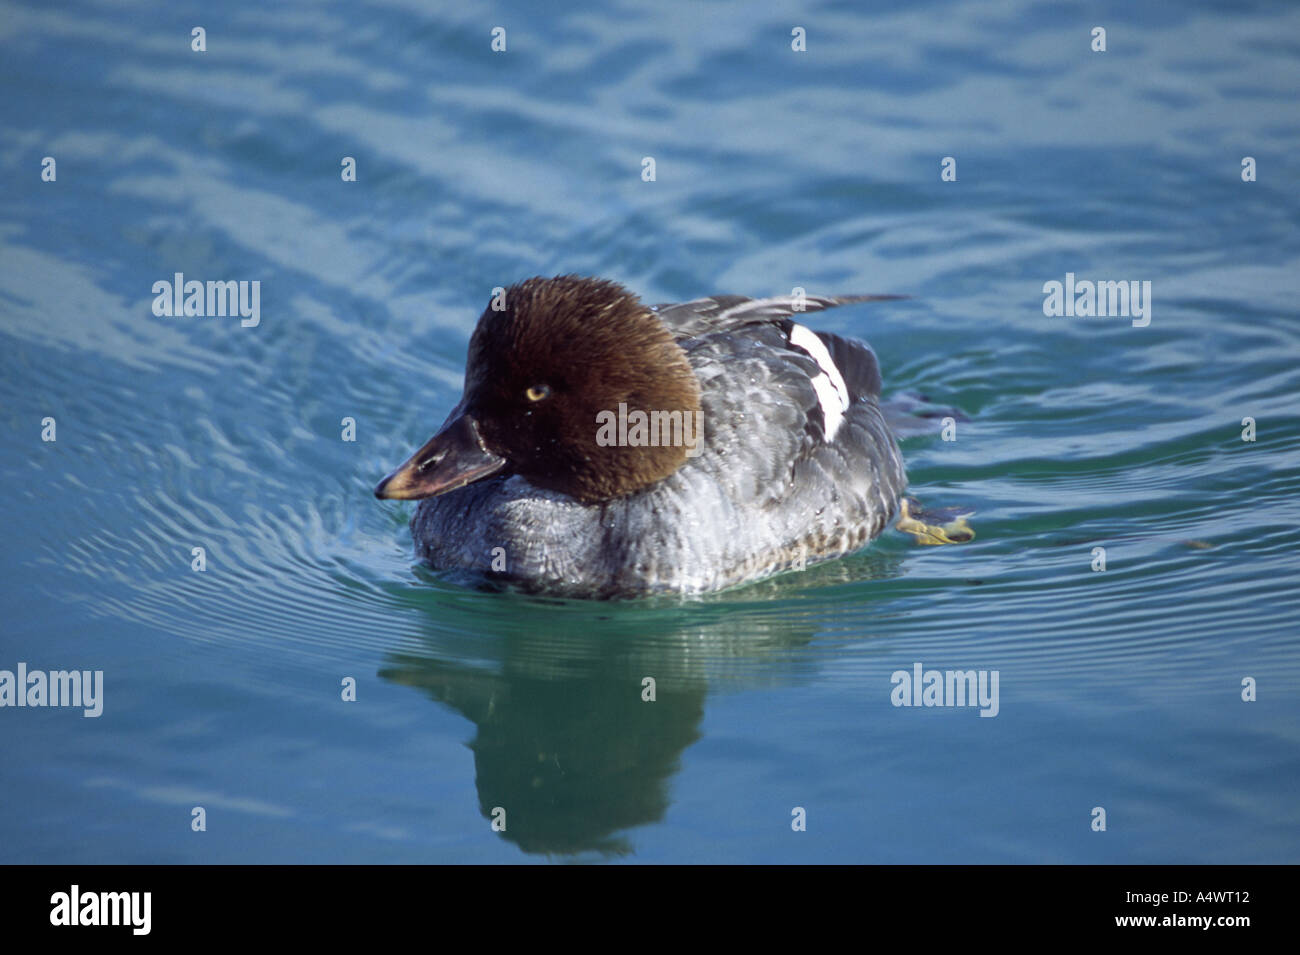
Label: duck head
xmin=375 ymin=275 xmax=703 ymax=505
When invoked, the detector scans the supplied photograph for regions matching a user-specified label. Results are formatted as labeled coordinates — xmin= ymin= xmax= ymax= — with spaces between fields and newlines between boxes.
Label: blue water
xmin=2 ymin=0 xmax=1298 ymax=862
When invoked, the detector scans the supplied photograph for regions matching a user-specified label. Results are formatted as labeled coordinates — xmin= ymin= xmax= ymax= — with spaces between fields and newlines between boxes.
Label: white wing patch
xmin=788 ymin=323 xmax=849 ymax=440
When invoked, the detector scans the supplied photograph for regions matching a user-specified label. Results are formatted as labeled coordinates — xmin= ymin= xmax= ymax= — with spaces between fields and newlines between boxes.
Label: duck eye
xmin=525 ymin=384 xmax=552 ymax=402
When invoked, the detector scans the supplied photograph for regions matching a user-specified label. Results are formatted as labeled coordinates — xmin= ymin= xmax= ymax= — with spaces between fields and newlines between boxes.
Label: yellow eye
xmin=525 ymin=384 xmax=551 ymax=402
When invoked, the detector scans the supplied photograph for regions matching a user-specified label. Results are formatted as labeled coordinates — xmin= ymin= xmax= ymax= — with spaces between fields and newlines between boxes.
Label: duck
xmin=375 ymin=275 xmax=907 ymax=598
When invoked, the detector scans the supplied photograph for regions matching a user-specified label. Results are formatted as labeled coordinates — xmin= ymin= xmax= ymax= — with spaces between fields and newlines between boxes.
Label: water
xmin=2 ymin=0 xmax=1298 ymax=862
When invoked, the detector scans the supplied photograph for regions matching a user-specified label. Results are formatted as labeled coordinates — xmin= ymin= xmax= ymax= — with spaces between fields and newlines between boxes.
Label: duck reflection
xmin=378 ymin=549 xmax=903 ymax=857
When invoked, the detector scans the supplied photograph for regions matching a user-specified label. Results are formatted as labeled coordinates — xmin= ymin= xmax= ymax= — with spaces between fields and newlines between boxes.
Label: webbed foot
xmin=896 ymin=496 xmax=976 ymax=545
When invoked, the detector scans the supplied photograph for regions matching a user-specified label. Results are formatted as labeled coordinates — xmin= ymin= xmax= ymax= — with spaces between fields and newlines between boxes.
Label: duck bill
xmin=374 ymin=414 xmax=506 ymax=500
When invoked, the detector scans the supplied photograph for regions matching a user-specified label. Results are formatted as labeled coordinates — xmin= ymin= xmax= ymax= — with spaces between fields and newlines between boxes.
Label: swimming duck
xmin=375 ymin=275 xmax=907 ymax=598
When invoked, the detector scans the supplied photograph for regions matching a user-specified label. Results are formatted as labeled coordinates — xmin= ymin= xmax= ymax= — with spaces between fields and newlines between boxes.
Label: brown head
xmin=375 ymin=276 xmax=703 ymax=504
